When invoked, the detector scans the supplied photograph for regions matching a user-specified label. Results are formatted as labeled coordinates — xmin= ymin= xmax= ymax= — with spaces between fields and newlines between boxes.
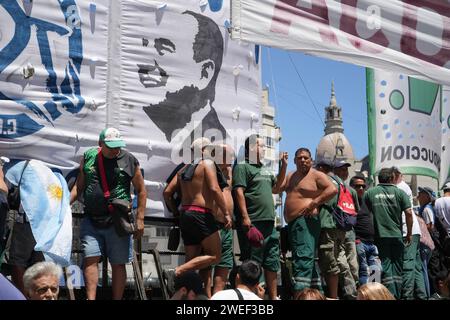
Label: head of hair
xmin=350 ymin=174 xmax=366 ymax=187
xmin=174 ymin=271 xmax=204 ymax=295
xmin=294 ymin=148 xmax=312 ymax=158
xmin=210 ymin=143 xmax=235 ymax=165
xmin=238 ymin=260 xmax=262 ymax=287
xmin=357 ymin=282 xmax=395 ymax=300
xmin=190 ymin=137 xmax=211 ymax=159
xmin=244 ymin=134 xmax=260 ymax=160
xmin=391 ymin=166 xmax=401 ymax=175
xmin=295 ymin=288 xmax=325 ymax=300
xmin=434 ymin=270 xmax=450 ymax=287
xmin=182 ymin=11 xmax=223 ymax=105
xmin=378 ymin=167 xmax=394 ymax=184
xmin=23 ymin=261 xmax=62 ymax=293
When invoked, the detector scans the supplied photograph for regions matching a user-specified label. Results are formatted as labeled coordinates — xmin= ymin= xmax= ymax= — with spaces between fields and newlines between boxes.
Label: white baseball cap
xmin=99 ymin=128 xmax=126 ymax=148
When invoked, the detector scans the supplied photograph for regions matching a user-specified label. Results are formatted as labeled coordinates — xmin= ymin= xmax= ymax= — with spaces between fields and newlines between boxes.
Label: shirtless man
xmin=164 ymin=138 xmax=232 ymax=293
xmin=281 ymin=148 xmax=337 ymax=297
xmin=201 ymin=143 xmax=235 ymax=297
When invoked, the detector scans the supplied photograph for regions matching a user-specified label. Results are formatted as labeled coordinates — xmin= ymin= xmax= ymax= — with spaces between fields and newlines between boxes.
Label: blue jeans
xmin=80 ymin=218 xmax=133 ymax=264
xmin=419 ymin=243 xmax=432 ymax=298
xmin=356 ymin=240 xmax=381 ymax=284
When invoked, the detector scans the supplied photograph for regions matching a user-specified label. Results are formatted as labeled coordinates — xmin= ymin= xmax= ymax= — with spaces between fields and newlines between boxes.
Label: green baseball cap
xmin=99 ymin=128 xmax=126 ymax=148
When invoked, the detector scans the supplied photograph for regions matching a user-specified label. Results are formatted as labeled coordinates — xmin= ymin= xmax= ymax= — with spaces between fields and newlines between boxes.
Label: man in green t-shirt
xmin=232 ymin=134 xmax=287 ymax=300
xmin=72 ymin=128 xmax=147 ymax=300
xmin=363 ymin=167 xmax=413 ymax=299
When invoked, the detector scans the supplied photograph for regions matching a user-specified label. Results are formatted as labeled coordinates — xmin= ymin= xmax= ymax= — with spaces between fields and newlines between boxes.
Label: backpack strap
xmin=233 ymin=288 xmax=245 ymax=300
xmin=97 ymin=148 xmax=114 ymax=214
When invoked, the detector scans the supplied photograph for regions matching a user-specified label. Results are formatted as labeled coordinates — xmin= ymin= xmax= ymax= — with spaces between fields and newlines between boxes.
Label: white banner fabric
xmin=231 ymin=0 xmax=450 ymax=86
xmin=440 ymin=86 xmax=450 ymax=186
xmin=0 ymin=0 xmax=262 ymax=218
xmin=367 ymin=68 xmax=442 ymax=180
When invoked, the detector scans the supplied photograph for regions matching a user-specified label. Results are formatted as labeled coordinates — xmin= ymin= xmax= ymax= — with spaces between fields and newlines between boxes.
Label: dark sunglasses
xmin=353 ymin=184 xmax=366 ymax=189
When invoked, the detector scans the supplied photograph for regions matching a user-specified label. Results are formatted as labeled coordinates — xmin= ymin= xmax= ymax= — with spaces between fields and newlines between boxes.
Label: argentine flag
xmin=6 ymin=160 xmax=72 ymax=267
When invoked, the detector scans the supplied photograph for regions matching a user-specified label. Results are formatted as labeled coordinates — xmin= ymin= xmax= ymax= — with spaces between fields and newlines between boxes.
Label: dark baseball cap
xmin=334 ymin=159 xmax=351 ymax=168
xmin=315 ymin=158 xmax=334 ymax=168
xmin=418 ymin=186 xmax=436 ymax=201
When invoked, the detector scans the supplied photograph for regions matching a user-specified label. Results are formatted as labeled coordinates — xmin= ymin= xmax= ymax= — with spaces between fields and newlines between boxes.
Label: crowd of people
xmin=1 ymin=128 xmax=450 ymax=301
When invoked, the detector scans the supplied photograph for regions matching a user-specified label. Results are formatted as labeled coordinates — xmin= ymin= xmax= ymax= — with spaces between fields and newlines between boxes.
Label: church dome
xmin=315 ymin=82 xmax=354 ymax=162
xmin=316 ymin=132 xmax=354 ymax=161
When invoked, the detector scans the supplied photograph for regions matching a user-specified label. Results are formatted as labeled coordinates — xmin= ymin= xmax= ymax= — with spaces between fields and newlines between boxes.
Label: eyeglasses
xmin=353 ymin=184 xmax=366 ymax=189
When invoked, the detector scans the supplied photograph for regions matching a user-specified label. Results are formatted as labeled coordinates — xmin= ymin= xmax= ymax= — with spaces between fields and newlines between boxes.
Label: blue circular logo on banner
xmin=0 ymin=0 xmax=84 ymax=139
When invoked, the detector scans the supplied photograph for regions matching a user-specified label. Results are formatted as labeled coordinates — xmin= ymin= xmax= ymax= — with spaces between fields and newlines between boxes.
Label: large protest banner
xmin=441 ymin=86 xmax=450 ymax=185
xmin=366 ymin=68 xmax=442 ymax=179
xmin=231 ymin=0 xmax=450 ymax=86
xmin=0 ymin=0 xmax=262 ymax=218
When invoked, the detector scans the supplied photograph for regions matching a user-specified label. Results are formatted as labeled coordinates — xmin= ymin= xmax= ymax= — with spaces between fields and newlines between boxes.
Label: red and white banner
xmin=231 ymin=0 xmax=450 ymax=86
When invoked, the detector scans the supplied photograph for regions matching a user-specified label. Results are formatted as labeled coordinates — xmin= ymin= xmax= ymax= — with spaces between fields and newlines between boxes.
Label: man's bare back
xmin=283 ymin=149 xmax=337 ymax=224
xmin=179 ymin=160 xmax=215 ymax=210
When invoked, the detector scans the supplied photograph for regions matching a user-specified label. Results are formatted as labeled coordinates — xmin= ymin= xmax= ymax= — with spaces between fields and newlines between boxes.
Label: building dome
xmin=315 ymin=82 xmax=354 ymax=162
xmin=316 ymin=132 xmax=354 ymax=161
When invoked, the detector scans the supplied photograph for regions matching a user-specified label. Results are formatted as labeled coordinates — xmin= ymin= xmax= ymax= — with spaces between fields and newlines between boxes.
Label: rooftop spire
xmin=330 ymin=80 xmax=337 ymax=106
xmin=324 ymin=81 xmax=343 ymax=134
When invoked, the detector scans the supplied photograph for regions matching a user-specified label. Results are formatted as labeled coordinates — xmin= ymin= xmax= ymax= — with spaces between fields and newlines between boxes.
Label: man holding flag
xmin=5 ymin=159 xmax=72 ymax=293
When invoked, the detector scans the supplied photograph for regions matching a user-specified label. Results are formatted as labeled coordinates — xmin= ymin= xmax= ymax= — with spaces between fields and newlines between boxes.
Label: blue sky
xmin=261 ymin=46 xmax=369 ymax=172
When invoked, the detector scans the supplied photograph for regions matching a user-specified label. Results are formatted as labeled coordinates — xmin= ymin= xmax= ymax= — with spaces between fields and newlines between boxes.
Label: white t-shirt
xmin=397 ymin=180 xmax=421 ymax=236
xmin=421 ymin=206 xmax=435 ymax=226
xmin=211 ymin=288 xmax=262 ymax=300
xmin=434 ymin=196 xmax=450 ymax=235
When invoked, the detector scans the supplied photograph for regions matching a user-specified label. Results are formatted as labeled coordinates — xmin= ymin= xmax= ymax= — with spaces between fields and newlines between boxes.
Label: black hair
xmin=391 ymin=166 xmax=401 ymax=175
xmin=244 ymin=134 xmax=260 ymax=161
xmin=238 ymin=260 xmax=262 ymax=287
xmin=378 ymin=167 xmax=394 ymax=184
xmin=350 ymin=175 xmax=366 ymax=187
xmin=174 ymin=271 xmax=204 ymax=295
xmin=294 ymin=147 xmax=312 ymax=158
xmin=434 ymin=270 xmax=450 ymax=287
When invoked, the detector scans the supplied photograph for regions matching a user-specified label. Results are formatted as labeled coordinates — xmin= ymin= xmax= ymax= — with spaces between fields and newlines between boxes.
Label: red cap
xmin=246 ymin=226 xmax=264 ymax=247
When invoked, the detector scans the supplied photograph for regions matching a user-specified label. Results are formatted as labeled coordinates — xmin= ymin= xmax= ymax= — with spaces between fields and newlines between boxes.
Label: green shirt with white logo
xmin=363 ymin=183 xmax=411 ymax=238
xmin=232 ymin=162 xmax=276 ymax=222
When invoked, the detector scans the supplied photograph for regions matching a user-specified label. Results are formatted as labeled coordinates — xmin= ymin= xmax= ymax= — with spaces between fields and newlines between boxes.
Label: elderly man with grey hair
xmin=163 ymin=137 xmax=231 ymax=295
xmin=23 ymin=261 xmax=62 ymax=300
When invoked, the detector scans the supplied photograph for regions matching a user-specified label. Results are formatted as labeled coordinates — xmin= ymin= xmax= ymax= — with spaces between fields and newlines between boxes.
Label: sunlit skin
xmin=351 ymin=178 xmax=366 ymax=199
xmin=100 ymin=142 xmax=121 ymax=159
xmin=283 ymin=150 xmax=337 ymax=222
xmin=294 ymin=151 xmax=312 ymax=175
xmin=27 ymin=274 xmax=59 ymax=300
xmin=334 ymin=166 xmax=349 ymax=182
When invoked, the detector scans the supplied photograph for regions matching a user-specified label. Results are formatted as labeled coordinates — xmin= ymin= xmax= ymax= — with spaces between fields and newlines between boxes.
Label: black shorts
xmin=180 ymin=210 xmax=219 ymax=246
xmin=8 ymin=221 xmax=45 ymax=268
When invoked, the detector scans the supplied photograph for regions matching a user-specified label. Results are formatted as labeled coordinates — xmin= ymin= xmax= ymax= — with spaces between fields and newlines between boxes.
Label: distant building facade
xmin=260 ymin=87 xmax=282 ymax=225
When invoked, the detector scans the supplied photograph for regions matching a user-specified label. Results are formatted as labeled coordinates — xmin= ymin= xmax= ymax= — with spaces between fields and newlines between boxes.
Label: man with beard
xmin=138 ymin=10 xmax=226 ymax=148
